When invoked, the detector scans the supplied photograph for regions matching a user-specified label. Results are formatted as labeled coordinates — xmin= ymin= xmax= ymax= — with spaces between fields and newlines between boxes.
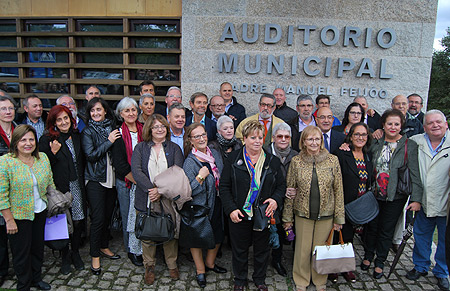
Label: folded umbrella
xmin=387 ymin=215 xmax=416 ymax=278
xmin=268 ymin=214 xmax=280 ymax=249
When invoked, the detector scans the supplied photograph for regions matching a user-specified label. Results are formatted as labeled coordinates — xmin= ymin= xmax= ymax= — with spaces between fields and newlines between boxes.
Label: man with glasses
xmin=315 ymin=107 xmax=345 ymax=154
xmin=288 ymin=95 xmax=316 ymax=152
xmin=408 ymin=93 xmax=424 ymax=124
xmin=56 ymin=95 xmax=86 ymax=131
xmin=313 ymin=95 xmax=341 ymax=127
xmin=392 ymin=94 xmax=424 ymax=137
xmin=185 ymin=92 xmax=217 ymax=141
xmin=156 ymin=86 xmax=192 ymax=120
xmin=208 ymin=95 xmax=226 ymax=123
xmin=273 ymin=88 xmax=297 ymax=123
xmin=236 ymin=93 xmax=283 ymax=148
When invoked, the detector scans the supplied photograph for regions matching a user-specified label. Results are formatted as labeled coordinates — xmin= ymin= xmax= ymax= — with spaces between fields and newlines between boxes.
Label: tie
xmin=262 ymin=120 xmax=269 ymax=143
xmin=323 ymin=133 xmax=330 ymax=151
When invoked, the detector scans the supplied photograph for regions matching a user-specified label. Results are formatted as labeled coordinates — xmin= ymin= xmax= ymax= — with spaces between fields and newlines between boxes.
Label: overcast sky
xmin=434 ymin=0 xmax=450 ymax=50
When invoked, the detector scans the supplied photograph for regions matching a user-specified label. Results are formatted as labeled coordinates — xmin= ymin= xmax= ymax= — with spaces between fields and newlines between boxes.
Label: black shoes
xmin=196 ymin=273 xmax=206 ymax=288
xmin=373 ymin=270 xmax=383 ymax=279
xmin=128 ymin=252 xmax=144 ymax=266
xmin=31 ymin=281 xmax=51 ymax=290
xmin=406 ymin=268 xmax=428 ymax=280
xmin=360 ymin=260 xmax=370 ymax=271
xmin=60 ymin=251 xmax=72 ymax=275
xmin=437 ymin=276 xmax=450 ymax=291
xmin=205 ymin=264 xmax=227 ymax=273
xmin=272 ymin=262 xmax=287 ymax=277
xmin=99 ymin=250 xmax=121 ymax=260
xmin=90 ymin=265 xmax=101 ymax=276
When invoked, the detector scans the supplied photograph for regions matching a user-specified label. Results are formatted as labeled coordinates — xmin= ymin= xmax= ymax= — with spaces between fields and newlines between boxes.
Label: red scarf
xmin=121 ymin=121 xmax=143 ymax=187
xmin=0 ymin=124 xmax=14 ymax=148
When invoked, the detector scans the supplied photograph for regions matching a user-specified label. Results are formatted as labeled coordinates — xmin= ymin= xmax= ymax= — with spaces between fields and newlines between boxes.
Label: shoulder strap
xmin=403 ymin=139 xmax=408 ymax=165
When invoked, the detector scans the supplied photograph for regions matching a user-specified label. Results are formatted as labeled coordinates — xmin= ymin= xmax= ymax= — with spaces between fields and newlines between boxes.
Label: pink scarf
xmin=192 ymin=146 xmax=220 ymax=190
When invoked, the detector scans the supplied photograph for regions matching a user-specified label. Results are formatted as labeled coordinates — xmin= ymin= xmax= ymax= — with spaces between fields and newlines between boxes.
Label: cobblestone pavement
xmin=0 ymin=231 xmax=442 ymax=290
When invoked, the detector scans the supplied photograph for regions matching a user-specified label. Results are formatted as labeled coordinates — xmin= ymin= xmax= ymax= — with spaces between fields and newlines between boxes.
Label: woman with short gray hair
xmin=208 ymin=115 xmax=242 ymax=160
xmin=112 ymin=97 xmax=144 ymax=267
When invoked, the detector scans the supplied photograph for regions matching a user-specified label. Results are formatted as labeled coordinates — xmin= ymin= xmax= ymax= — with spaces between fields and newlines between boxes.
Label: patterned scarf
xmin=242 ymin=147 xmax=266 ymax=217
xmin=88 ymin=118 xmax=113 ymax=141
xmin=192 ymin=146 xmax=220 ymax=190
xmin=216 ymin=132 xmax=238 ymax=158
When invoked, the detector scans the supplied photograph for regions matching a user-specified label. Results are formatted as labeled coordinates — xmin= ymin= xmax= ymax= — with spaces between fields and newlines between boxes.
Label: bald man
xmin=392 ymin=95 xmax=424 ymax=137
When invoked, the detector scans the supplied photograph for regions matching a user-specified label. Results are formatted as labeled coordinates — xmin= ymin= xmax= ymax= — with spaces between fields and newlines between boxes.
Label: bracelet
xmin=196 ymin=174 xmax=204 ymax=182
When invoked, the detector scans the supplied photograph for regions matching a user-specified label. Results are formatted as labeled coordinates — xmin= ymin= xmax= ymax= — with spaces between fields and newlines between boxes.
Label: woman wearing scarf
xmin=111 ymin=97 xmax=144 ymax=267
xmin=182 ymin=123 xmax=226 ymax=288
xmin=39 ymin=105 xmax=86 ymax=275
xmin=208 ymin=115 xmax=242 ymax=161
xmin=265 ymin=122 xmax=298 ymax=277
xmin=220 ymin=120 xmax=285 ymax=291
xmin=82 ymin=97 xmax=121 ymax=275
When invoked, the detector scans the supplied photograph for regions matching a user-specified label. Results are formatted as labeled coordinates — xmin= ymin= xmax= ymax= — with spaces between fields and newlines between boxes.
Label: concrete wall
xmin=181 ymin=0 xmax=438 ymax=117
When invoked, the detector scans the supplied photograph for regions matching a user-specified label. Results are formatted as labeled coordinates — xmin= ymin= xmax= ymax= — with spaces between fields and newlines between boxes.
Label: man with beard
xmin=236 ymin=93 xmax=283 ymax=148
xmin=408 ymin=93 xmax=424 ymax=124
xmin=56 ymin=95 xmax=86 ymax=131
xmin=288 ymin=95 xmax=316 ymax=152
xmin=185 ymin=92 xmax=217 ymax=141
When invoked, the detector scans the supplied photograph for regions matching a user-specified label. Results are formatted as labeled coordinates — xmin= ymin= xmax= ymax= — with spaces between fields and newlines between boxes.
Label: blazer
xmin=335 ymin=149 xmax=373 ymax=205
xmin=131 ymin=140 xmax=184 ymax=212
xmin=0 ymin=153 xmax=55 ymax=220
xmin=39 ymin=131 xmax=85 ymax=195
xmin=367 ymin=112 xmax=382 ymax=131
xmin=219 ymin=148 xmax=285 ymax=219
xmin=288 ymin=115 xmax=316 ymax=152
xmin=185 ymin=115 xmax=217 ymax=141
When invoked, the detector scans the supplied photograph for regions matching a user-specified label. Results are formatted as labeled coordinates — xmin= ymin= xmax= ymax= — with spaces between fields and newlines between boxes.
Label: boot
xmin=60 ymin=248 xmax=73 ymax=275
xmin=72 ymin=250 xmax=85 ymax=270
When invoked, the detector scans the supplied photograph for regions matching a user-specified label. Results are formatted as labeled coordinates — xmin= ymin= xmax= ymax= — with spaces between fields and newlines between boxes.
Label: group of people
xmin=0 ymin=82 xmax=449 ymax=291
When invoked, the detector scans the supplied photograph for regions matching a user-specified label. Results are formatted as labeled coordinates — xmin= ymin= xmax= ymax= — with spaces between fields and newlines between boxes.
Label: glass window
xmin=131 ymin=37 xmax=179 ymax=49
xmin=0 ymin=22 xmax=16 ymax=32
xmin=133 ymin=69 xmax=178 ymax=81
xmin=0 ymin=52 xmax=18 ymax=62
xmin=0 ymin=37 xmax=16 ymax=47
xmin=0 ymin=68 xmax=18 ymax=78
xmin=132 ymin=22 xmax=178 ymax=33
xmin=25 ymin=37 xmax=68 ymax=48
xmin=1 ymin=82 xmax=19 ymax=93
xmin=26 ymin=52 xmax=68 ymax=63
xmin=28 ymin=82 xmax=69 ymax=94
xmin=132 ymin=54 xmax=179 ymax=65
xmin=131 ymin=85 xmax=171 ymax=96
xmin=80 ymin=69 xmax=123 ymax=80
xmin=77 ymin=37 xmax=122 ymax=48
xmin=25 ymin=22 xmax=67 ymax=32
xmin=26 ymin=68 xmax=69 ymax=78
xmin=78 ymin=53 xmax=122 ymax=64
xmin=77 ymin=21 xmax=123 ymax=32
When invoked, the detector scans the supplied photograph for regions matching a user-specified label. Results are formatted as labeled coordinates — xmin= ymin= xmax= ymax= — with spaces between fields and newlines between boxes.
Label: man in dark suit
xmin=407 ymin=93 xmax=424 ymax=124
xmin=185 ymin=92 xmax=217 ymax=141
xmin=316 ymin=107 xmax=346 ymax=154
xmin=354 ymin=96 xmax=381 ymax=131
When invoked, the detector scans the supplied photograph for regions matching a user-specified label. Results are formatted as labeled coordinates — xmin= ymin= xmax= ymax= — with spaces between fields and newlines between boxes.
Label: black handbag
xmin=397 ymin=140 xmax=412 ymax=196
xmin=344 ymin=191 xmax=379 ymax=225
xmin=252 ymin=160 xmax=271 ymax=231
xmin=135 ymin=201 xmax=175 ymax=243
xmin=110 ymin=199 xmax=122 ymax=232
xmin=178 ymin=201 xmax=215 ymax=249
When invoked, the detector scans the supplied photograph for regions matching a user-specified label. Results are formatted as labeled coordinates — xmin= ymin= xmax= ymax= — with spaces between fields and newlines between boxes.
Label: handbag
xmin=178 ymin=201 xmax=215 ymax=249
xmin=344 ymin=191 xmax=379 ymax=225
xmin=397 ymin=139 xmax=412 ymax=196
xmin=312 ymin=229 xmax=356 ymax=274
xmin=253 ymin=203 xmax=269 ymax=231
xmin=44 ymin=214 xmax=70 ymax=251
xmin=135 ymin=201 xmax=175 ymax=243
xmin=110 ymin=199 xmax=122 ymax=232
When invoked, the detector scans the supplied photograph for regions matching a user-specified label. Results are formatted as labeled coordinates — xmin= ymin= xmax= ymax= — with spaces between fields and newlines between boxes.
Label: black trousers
xmin=86 ymin=181 xmax=116 ymax=258
xmin=229 ymin=218 xmax=270 ymax=286
xmin=363 ymin=198 xmax=407 ymax=269
xmin=271 ymin=222 xmax=285 ymax=263
xmin=8 ymin=211 xmax=47 ymax=291
xmin=446 ymin=216 xmax=450 ymax=274
xmin=0 ymin=223 xmax=9 ymax=277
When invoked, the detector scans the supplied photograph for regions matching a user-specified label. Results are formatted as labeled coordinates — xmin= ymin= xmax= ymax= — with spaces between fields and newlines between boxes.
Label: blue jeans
xmin=116 ymin=178 xmax=130 ymax=252
xmin=412 ymin=209 xmax=448 ymax=278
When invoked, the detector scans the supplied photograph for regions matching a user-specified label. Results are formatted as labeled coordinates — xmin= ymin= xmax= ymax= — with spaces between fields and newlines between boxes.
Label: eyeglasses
xmin=0 ymin=107 xmax=14 ymax=113
xmin=276 ymin=135 xmax=291 ymax=139
xmin=151 ymin=125 xmax=166 ymax=130
xmin=191 ymin=133 xmax=207 ymax=140
xmin=353 ymin=133 xmax=368 ymax=138
xmin=408 ymin=101 xmax=422 ymax=105
xmin=305 ymin=137 xmax=321 ymax=143
xmin=167 ymin=95 xmax=181 ymax=99
xmin=298 ymin=104 xmax=313 ymax=108
xmin=317 ymin=115 xmax=333 ymax=120
xmin=259 ymin=102 xmax=274 ymax=108
xmin=61 ymin=102 xmax=75 ymax=107
xmin=210 ymin=104 xmax=225 ymax=108
xmin=349 ymin=111 xmax=362 ymax=116
xmin=393 ymin=102 xmax=407 ymax=106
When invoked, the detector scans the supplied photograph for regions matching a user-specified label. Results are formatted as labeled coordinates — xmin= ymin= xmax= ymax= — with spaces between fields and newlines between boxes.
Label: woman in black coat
xmin=220 ymin=120 xmax=285 ymax=291
xmin=332 ymin=122 xmax=373 ymax=283
xmin=39 ymin=105 xmax=86 ymax=275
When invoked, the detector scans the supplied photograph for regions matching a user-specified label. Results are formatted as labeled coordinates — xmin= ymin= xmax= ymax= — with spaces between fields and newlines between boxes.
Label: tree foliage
xmin=428 ymin=28 xmax=450 ymax=117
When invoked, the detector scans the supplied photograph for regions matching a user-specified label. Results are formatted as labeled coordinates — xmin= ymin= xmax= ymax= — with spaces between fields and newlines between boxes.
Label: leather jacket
xmin=82 ymin=125 xmax=114 ymax=182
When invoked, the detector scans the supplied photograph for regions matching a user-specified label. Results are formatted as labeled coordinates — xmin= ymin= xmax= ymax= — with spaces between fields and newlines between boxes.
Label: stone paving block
xmin=67 ymin=277 xmax=84 ymax=286
xmin=97 ymin=280 xmax=111 ymax=289
xmin=419 ymin=282 xmax=437 ymax=290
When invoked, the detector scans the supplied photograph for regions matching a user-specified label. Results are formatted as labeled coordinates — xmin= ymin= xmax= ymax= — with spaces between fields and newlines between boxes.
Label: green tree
xmin=428 ymin=28 xmax=450 ymax=117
